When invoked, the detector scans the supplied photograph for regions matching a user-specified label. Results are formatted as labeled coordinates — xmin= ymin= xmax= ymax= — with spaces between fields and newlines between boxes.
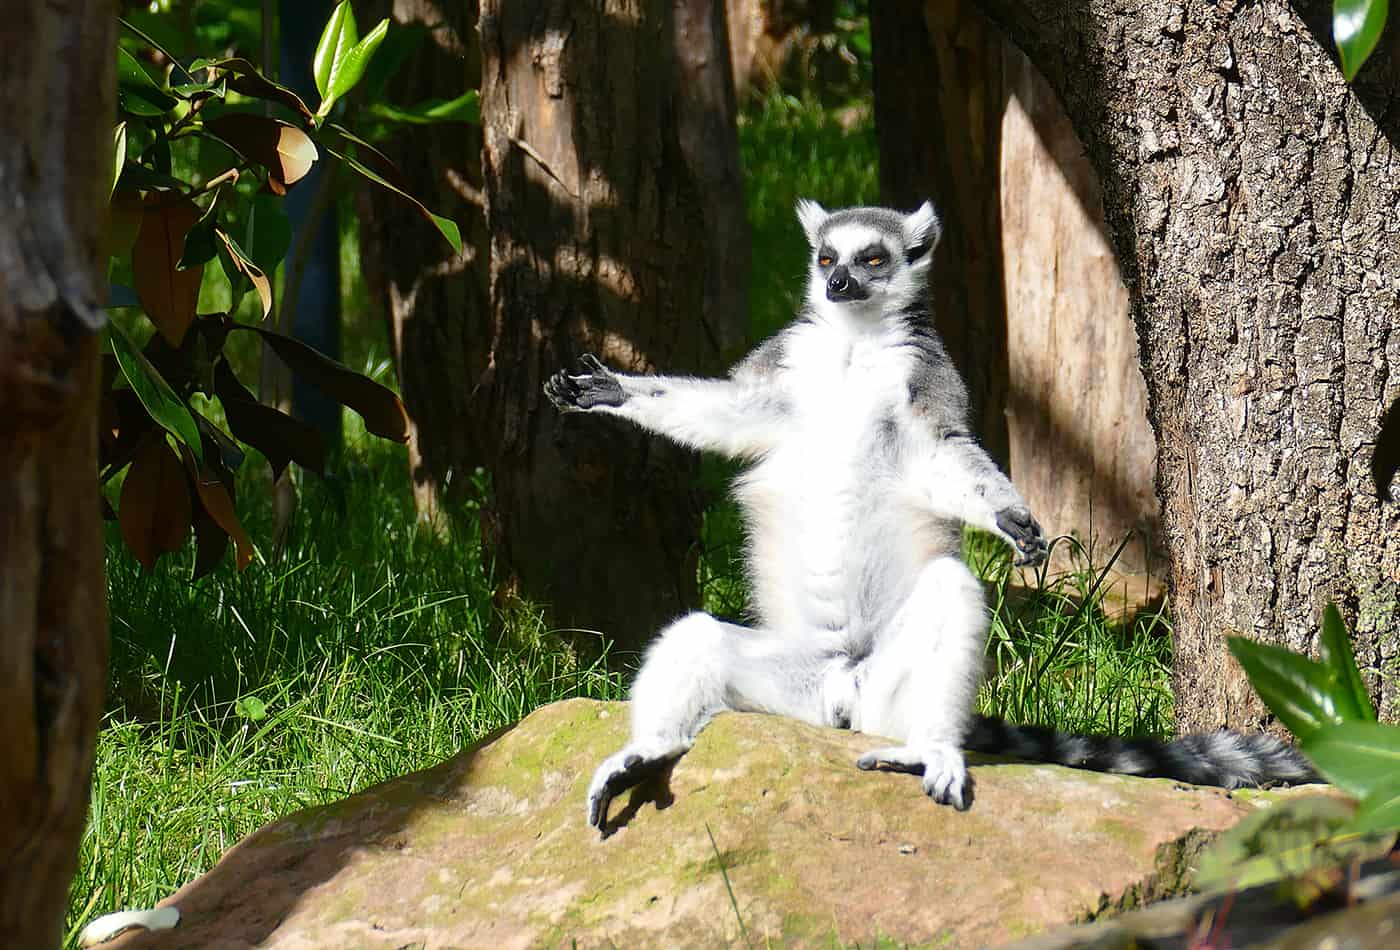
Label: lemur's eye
xmin=866 ymin=256 xmax=885 ymax=267
xmin=818 ymin=255 xmax=833 ymax=267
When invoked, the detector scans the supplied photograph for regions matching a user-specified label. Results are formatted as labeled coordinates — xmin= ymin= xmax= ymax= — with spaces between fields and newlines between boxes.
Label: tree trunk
xmin=356 ymin=0 xmax=489 ymax=528
xmin=1000 ymin=46 xmax=1164 ymax=576
xmin=975 ymin=0 xmax=1400 ymax=727
xmin=870 ymin=0 xmax=1010 ymax=467
xmin=478 ymin=0 xmax=747 ymax=658
xmin=0 ymin=3 xmax=113 ymax=944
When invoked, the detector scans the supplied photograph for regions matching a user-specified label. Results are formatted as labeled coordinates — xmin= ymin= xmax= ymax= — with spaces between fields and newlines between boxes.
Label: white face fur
xmin=796 ymin=199 xmax=942 ymax=322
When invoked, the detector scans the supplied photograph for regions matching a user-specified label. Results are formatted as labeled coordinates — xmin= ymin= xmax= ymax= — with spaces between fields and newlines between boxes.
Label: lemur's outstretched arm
xmin=913 ymin=435 xmax=1049 ymax=567
xmin=544 ymin=354 xmax=788 ymax=460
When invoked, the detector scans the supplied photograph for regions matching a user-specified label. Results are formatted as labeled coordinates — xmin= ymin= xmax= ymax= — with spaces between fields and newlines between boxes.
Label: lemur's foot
xmin=995 ymin=505 xmax=1048 ymax=567
xmin=586 ymin=745 xmax=681 ymax=830
xmin=544 ymin=353 xmax=628 ymax=412
xmin=857 ymin=742 xmax=974 ymax=810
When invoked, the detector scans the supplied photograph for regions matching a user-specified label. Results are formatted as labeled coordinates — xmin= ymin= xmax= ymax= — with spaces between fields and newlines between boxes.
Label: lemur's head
xmin=796 ymin=199 xmax=941 ymax=320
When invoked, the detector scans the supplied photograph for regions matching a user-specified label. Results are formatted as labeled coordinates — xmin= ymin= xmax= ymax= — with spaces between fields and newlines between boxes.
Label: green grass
xmin=72 ymin=442 xmax=620 ymax=945
xmin=972 ymin=533 xmax=1173 ymax=738
xmin=71 ymin=81 xmax=1173 ymax=943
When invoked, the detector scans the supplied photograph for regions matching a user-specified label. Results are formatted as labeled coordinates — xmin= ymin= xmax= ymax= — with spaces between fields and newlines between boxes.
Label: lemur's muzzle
xmin=826 ymin=265 xmax=867 ymax=302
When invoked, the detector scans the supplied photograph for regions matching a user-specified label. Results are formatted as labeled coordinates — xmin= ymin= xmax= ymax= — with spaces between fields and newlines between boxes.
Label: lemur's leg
xmin=587 ymin=612 xmax=839 ymax=829
xmin=912 ymin=436 xmax=1049 ymax=566
xmin=853 ymin=556 xmax=990 ymax=810
xmin=545 ymin=355 xmax=788 ymax=460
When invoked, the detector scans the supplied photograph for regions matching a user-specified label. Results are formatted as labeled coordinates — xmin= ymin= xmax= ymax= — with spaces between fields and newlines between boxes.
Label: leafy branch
xmin=105 ymin=1 xmax=476 ymax=575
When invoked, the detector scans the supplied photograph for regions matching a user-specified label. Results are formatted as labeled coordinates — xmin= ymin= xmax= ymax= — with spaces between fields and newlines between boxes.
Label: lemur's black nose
xmin=826 ymin=265 xmax=859 ymax=301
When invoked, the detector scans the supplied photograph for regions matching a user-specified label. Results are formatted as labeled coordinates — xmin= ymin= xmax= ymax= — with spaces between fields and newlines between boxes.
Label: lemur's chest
xmin=780 ymin=327 xmax=913 ymax=440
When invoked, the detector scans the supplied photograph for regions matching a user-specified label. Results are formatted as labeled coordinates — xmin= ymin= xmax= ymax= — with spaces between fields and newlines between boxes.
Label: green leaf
xmin=227 ymin=326 xmax=410 ymax=442
xmin=1318 ymin=603 xmax=1376 ymax=722
xmin=178 ymin=218 xmax=219 ymax=271
xmin=108 ymin=322 xmax=203 ymax=465
xmin=314 ymin=1 xmax=359 ymax=111
xmin=1226 ymin=637 xmax=1346 ymax=740
xmin=367 ymin=91 xmax=480 ymax=126
xmin=117 ymin=47 xmax=176 ymax=117
xmin=110 ymin=123 xmax=127 ymax=200
xmin=328 ymin=145 xmax=461 ymax=253
xmin=1335 ymin=0 xmax=1390 ymax=81
xmin=1349 ymin=777 xmax=1400 ymax=836
xmin=1196 ymin=795 xmax=1358 ymax=891
xmin=329 ymin=18 xmax=389 ymax=104
xmin=1302 ymin=720 xmax=1400 ymax=798
xmin=118 ymin=16 xmax=193 ymax=85
xmin=235 ymin=695 xmax=268 ymax=722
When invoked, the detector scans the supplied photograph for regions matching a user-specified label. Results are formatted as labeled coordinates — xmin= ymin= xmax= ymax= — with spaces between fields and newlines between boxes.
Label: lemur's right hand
xmin=544 ymin=353 xmax=629 ymax=412
xmin=995 ymin=505 xmax=1048 ymax=567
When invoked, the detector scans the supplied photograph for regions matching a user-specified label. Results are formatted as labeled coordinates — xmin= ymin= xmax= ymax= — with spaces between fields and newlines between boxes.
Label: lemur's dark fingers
xmin=587 ymin=752 xmax=672 ymax=831
xmin=580 ymin=352 xmax=608 ymax=373
xmin=543 ymin=372 xmax=583 ymax=411
xmin=996 ymin=506 xmax=1047 ymax=566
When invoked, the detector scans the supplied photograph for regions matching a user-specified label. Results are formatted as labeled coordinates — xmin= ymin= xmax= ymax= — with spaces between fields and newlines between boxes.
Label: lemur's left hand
xmin=544 ymin=353 xmax=629 ymax=412
xmin=995 ymin=505 xmax=1048 ymax=567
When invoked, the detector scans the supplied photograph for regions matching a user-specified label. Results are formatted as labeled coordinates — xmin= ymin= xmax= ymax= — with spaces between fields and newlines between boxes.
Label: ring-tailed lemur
xmin=545 ymin=199 xmax=1316 ymax=831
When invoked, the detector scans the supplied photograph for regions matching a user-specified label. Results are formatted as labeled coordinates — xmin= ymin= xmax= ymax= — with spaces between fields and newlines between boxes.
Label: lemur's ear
xmin=903 ymin=200 xmax=942 ymax=264
xmin=795 ymin=199 xmax=829 ymax=246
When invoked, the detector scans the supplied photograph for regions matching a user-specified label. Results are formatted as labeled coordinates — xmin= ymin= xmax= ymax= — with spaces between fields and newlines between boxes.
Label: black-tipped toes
xmin=587 ymin=752 xmax=674 ymax=831
xmin=543 ymin=354 xmax=628 ymax=413
xmin=996 ymin=506 xmax=1048 ymax=567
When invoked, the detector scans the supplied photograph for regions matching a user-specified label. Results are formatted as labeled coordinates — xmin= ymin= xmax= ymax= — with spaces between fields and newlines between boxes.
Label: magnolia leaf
xmin=1335 ymin=0 xmax=1390 ymax=81
xmin=1318 ymin=603 xmax=1376 ymax=722
xmin=314 ymin=1 xmax=360 ymax=108
xmin=110 ymin=123 xmax=127 ymax=199
xmin=215 ymin=228 xmax=272 ymax=318
xmin=328 ymin=18 xmax=389 ymax=105
xmin=178 ymin=214 xmax=220 ymax=272
xmin=119 ymin=436 xmax=193 ymax=572
xmin=326 ymin=123 xmax=409 ymax=188
xmin=198 ymin=57 xmax=314 ymax=120
xmin=180 ymin=443 xmax=254 ymax=572
xmin=132 ymin=195 xmax=204 ymax=345
xmin=368 ymin=91 xmax=480 ymax=126
xmin=108 ymin=322 xmax=203 ymax=464
xmin=329 ymin=145 xmax=461 ymax=253
xmin=1226 ymin=637 xmax=1346 ymax=741
xmin=117 ymin=47 xmax=175 ymax=117
xmin=205 ymin=114 xmax=318 ymax=193
xmin=191 ymin=492 xmax=230 ymax=578
xmin=100 ymin=388 xmax=158 ymax=472
xmin=1302 ymin=720 xmax=1400 ymax=799
xmin=213 ymin=359 xmax=326 ymax=479
xmin=228 ymin=326 xmax=409 ymax=442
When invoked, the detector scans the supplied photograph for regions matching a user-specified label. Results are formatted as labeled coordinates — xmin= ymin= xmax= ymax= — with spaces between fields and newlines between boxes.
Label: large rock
xmin=106 ymin=699 xmax=1317 ymax=948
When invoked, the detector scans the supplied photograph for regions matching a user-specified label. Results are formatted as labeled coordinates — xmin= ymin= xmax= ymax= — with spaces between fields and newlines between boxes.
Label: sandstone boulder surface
xmin=105 ymin=698 xmax=1319 ymax=948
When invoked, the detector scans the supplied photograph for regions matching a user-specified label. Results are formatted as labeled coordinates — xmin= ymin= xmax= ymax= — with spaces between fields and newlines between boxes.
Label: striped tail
xmin=965 ymin=716 xmax=1319 ymax=789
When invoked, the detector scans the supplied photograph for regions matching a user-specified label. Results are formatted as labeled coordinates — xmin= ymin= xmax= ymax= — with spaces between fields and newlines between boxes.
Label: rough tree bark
xmin=0 ymin=2 xmax=113 ymax=944
xmin=974 ymin=0 xmax=1400 ymax=726
xmin=356 ymin=0 xmax=489 ymax=527
xmin=478 ymin=1 xmax=748 ymax=657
